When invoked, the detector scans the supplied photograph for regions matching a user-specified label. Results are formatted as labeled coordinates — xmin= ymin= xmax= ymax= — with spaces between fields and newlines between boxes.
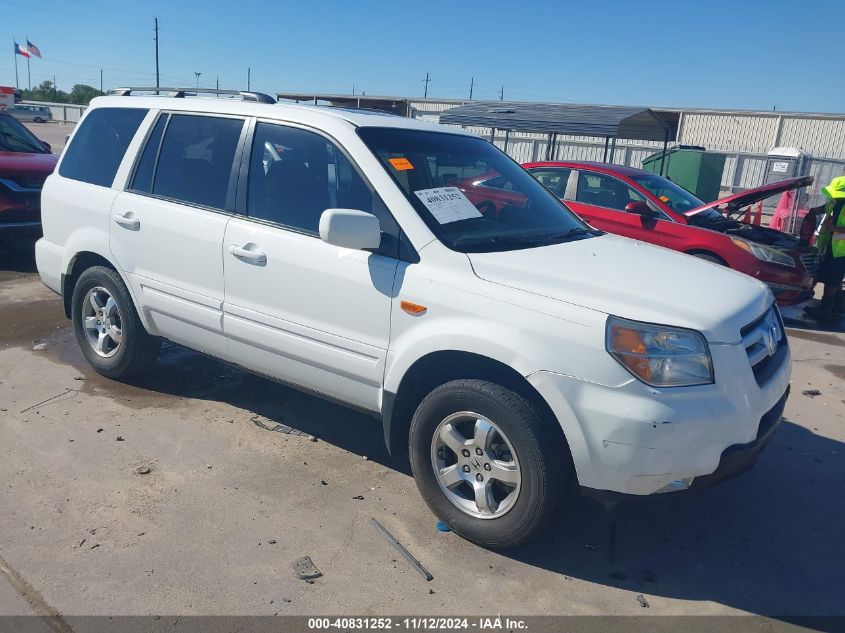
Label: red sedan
xmin=509 ymin=161 xmax=816 ymax=306
xmin=0 ymin=110 xmax=58 ymax=256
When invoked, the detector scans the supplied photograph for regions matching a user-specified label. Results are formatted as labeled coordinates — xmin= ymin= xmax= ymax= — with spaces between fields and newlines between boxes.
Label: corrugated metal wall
xmin=423 ymin=102 xmax=845 ymax=199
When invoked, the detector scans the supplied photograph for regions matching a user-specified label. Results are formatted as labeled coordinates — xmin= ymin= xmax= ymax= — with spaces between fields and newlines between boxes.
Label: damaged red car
xmin=453 ymin=161 xmax=816 ymax=306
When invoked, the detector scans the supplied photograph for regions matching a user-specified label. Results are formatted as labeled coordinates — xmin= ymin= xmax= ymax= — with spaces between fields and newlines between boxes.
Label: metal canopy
xmin=439 ymin=101 xmax=675 ymax=142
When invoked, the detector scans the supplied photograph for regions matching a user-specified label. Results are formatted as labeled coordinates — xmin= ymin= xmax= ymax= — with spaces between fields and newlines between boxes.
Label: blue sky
xmin=2 ymin=0 xmax=843 ymax=112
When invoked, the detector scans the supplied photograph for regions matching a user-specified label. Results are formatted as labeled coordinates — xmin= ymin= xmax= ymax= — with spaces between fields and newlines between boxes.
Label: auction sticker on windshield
xmin=414 ymin=187 xmax=482 ymax=224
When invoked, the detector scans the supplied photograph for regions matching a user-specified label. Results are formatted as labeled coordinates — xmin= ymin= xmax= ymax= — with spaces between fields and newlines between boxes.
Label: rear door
xmin=222 ymin=120 xmax=402 ymax=411
xmin=110 ymin=111 xmax=247 ymax=358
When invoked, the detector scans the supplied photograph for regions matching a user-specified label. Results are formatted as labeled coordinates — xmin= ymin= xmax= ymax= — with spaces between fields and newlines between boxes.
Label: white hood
xmin=468 ymin=233 xmax=772 ymax=344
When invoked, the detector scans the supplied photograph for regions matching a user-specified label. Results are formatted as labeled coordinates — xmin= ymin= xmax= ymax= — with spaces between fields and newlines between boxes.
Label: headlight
xmin=606 ymin=316 xmax=714 ymax=387
xmin=731 ymin=237 xmax=795 ymax=268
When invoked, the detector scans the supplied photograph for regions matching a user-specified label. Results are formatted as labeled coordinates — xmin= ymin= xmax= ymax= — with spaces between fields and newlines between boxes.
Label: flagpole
xmin=26 ymin=36 xmax=30 ymax=91
xmin=13 ymin=40 xmax=19 ymax=89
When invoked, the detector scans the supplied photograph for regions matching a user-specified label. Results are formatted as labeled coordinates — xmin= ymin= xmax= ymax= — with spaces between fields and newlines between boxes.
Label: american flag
xmin=26 ymin=39 xmax=42 ymax=58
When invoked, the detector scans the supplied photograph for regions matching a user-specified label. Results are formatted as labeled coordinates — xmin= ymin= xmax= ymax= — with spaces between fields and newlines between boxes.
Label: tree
xmin=67 ymin=84 xmax=104 ymax=105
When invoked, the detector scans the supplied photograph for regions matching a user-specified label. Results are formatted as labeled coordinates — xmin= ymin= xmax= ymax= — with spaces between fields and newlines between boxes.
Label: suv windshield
xmin=358 ymin=127 xmax=596 ymax=252
xmin=0 ymin=114 xmax=48 ymax=153
xmin=631 ymin=173 xmax=706 ymax=215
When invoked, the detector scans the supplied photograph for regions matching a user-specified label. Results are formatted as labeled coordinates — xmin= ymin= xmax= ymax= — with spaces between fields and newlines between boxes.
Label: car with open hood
xmin=0 ymin=109 xmax=57 ymax=256
xmin=36 ymin=90 xmax=790 ymax=547
xmin=488 ymin=161 xmax=815 ymax=306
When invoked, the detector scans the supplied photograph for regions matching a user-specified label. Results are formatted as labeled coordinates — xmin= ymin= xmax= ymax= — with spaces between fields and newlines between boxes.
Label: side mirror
xmin=41 ymin=140 xmax=52 ymax=152
xmin=625 ymin=201 xmax=658 ymax=218
xmin=319 ymin=209 xmax=381 ymax=250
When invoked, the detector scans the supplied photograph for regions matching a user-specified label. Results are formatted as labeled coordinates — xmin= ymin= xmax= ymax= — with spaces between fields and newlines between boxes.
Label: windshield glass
xmin=631 ymin=173 xmax=706 ymax=215
xmin=358 ymin=127 xmax=596 ymax=253
xmin=0 ymin=114 xmax=47 ymax=153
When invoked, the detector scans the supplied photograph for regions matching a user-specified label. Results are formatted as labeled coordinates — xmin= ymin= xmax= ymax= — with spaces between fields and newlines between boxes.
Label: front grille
xmin=800 ymin=251 xmax=819 ymax=277
xmin=741 ymin=305 xmax=788 ymax=386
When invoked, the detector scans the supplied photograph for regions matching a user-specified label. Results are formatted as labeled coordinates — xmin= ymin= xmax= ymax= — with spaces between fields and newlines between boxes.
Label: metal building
xmin=278 ymin=92 xmax=845 ymax=206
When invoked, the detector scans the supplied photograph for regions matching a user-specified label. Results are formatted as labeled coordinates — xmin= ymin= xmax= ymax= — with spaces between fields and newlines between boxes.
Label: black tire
xmin=409 ymin=379 xmax=567 ymax=549
xmin=34 ymin=117 xmax=45 ymax=124
xmin=690 ymin=251 xmax=727 ymax=266
xmin=71 ymin=265 xmax=159 ymax=379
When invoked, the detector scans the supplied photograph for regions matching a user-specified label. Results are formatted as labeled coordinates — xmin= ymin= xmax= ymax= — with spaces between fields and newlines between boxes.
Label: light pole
xmin=194 ymin=72 xmax=201 ymax=89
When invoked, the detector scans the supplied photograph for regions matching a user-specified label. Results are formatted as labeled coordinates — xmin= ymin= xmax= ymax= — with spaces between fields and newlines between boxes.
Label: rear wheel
xmin=409 ymin=379 xmax=566 ymax=548
xmin=34 ymin=117 xmax=45 ymax=123
xmin=71 ymin=266 xmax=159 ymax=379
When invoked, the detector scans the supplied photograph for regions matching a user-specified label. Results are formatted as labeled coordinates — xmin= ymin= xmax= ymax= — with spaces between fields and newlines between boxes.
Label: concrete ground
xmin=0 ymin=252 xmax=843 ymax=626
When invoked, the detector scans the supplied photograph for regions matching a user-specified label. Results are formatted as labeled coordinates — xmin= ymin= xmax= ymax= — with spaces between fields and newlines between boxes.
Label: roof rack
xmin=110 ymin=87 xmax=276 ymax=104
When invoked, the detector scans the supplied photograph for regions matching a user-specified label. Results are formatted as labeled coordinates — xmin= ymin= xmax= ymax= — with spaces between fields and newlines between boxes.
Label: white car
xmin=35 ymin=89 xmax=791 ymax=548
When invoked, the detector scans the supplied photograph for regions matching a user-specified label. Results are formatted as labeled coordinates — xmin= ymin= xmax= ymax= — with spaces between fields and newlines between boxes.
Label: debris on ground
xmin=435 ymin=521 xmax=450 ymax=533
xmin=352 ymin=495 xmax=365 ymax=500
xmin=292 ymin=556 xmax=322 ymax=582
xmin=96 ymin=429 xmax=103 ymax=433
xmin=90 ymin=544 xmax=101 ymax=550
xmin=135 ymin=466 xmax=151 ymax=475
xmin=116 ymin=436 xmax=125 ymax=442
xmin=370 ymin=517 xmax=433 ymax=582
xmin=269 ymin=539 xmax=277 ymax=545
xmin=251 ymin=415 xmax=309 ymax=436
xmin=320 ymin=480 xmax=328 ymax=486
xmin=308 ymin=435 xmax=318 ymax=442
xmin=32 ymin=343 xmax=47 ymax=351
xmin=802 ymin=389 xmax=822 ymax=397
xmin=73 ymin=376 xmax=85 ymax=381
xmin=637 ymin=594 xmax=650 ymax=608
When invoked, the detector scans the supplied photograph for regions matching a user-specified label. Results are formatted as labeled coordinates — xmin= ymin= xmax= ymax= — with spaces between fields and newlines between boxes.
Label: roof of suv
xmin=87 ymin=95 xmax=475 ymax=136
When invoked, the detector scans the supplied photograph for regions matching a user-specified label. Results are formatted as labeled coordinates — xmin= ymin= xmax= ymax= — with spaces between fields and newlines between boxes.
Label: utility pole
xmin=154 ymin=18 xmax=160 ymax=92
xmin=53 ymin=74 xmax=56 ymax=100
xmin=100 ymin=69 xmax=103 ymax=93
xmin=216 ymin=75 xmax=219 ymax=96
xmin=469 ymin=77 xmax=474 ymax=100
xmin=247 ymin=67 xmax=251 ymax=91
xmin=423 ymin=72 xmax=430 ymax=98
xmin=498 ymin=85 xmax=504 ymax=101
xmin=194 ymin=72 xmax=201 ymax=89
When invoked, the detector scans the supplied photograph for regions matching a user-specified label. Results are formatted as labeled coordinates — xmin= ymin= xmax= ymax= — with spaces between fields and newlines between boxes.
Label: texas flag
xmin=26 ymin=39 xmax=42 ymax=58
xmin=14 ymin=42 xmax=29 ymax=58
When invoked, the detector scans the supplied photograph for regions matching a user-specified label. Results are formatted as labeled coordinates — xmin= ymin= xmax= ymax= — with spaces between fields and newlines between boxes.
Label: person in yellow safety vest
xmin=805 ymin=176 xmax=845 ymax=325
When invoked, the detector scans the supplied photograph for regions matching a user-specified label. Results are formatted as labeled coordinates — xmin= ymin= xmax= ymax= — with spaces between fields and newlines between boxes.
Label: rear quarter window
xmin=59 ymin=107 xmax=148 ymax=187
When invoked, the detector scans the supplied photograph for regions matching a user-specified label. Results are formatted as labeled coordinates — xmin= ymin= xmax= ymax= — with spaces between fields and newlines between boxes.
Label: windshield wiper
xmin=452 ymin=227 xmax=596 ymax=251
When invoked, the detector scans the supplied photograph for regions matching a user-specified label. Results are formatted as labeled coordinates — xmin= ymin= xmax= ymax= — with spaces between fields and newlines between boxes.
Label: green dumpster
xmin=641 ymin=146 xmax=726 ymax=203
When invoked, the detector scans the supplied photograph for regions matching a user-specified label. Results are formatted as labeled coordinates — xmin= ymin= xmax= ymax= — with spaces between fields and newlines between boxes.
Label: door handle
xmin=229 ymin=244 xmax=267 ymax=265
xmin=113 ymin=213 xmax=140 ymax=230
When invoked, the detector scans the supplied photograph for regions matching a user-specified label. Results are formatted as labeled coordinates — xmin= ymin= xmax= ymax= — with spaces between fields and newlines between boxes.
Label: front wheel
xmin=71 ymin=266 xmax=159 ymax=379
xmin=409 ymin=379 xmax=566 ymax=548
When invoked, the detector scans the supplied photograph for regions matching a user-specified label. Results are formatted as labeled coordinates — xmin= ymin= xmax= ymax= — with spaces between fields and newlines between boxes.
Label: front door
xmin=110 ymin=111 xmax=246 ymax=357
xmin=222 ymin=120 xmax=401 ymax=411
xmin=565 ymin=170 xmax=661 ymax=246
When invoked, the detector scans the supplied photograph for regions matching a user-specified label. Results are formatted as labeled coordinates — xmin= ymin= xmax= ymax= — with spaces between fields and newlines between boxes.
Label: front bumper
xmin=528 ymin=337 xmax=791 ymax=496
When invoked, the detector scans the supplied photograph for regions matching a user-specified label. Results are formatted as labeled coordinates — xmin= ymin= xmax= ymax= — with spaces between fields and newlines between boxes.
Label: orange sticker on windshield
xmin=389 ymin=157 xmax=414 ymax=171
xmin=659 ymin=195 xmax=670 ymax=203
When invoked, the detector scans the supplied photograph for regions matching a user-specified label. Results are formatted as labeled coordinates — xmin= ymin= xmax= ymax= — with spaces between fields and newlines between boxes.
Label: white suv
xmin=35 ymin=89 xmax=791 ymax=548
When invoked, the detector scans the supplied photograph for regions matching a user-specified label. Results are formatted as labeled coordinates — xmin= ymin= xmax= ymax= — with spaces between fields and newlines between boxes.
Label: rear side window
xmin=59 ymin=107 xmax=148 ymax=187
xmin=132 ymin=113 xmax=243 ymax=210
